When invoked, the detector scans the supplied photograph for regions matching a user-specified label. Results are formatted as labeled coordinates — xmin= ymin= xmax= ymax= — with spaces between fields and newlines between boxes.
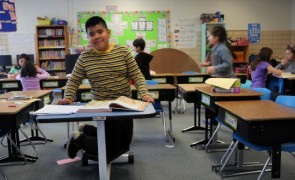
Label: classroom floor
xmin=1 ymin=94 xmax=295 ymax=180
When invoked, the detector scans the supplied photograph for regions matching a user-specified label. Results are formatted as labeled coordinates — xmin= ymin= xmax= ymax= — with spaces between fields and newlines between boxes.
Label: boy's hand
xmin=206 ymin=66 xmax=216 ymax=74
xmin=58 ymin=98 xmax=74 ymax=105
xmin=142 ymin=95 xmax=155 ymax=105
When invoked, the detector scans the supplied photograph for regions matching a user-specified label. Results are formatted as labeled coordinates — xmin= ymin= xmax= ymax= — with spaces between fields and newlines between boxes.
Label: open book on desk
xmin=78 ymin=96 xmax=148 ymax=113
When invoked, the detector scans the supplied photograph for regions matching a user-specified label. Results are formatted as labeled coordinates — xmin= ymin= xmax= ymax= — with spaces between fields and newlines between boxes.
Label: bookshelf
xmin=35 ymin=25 xmax=68 ymax=77
xmin=230 ymin=45 xmax=249 ymax=74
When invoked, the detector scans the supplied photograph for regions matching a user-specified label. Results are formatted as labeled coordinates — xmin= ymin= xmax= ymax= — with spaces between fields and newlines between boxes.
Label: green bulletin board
xmin=77 ymin=11 xmax=171 ymax=53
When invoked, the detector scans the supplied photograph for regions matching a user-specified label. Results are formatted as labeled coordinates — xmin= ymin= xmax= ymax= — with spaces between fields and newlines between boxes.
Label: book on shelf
xmin=78 ymin=96 xmax=148 ymax=113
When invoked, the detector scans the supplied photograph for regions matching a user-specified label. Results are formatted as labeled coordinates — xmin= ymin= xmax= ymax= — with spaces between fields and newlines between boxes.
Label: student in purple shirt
xmin=251 ymin=47 xmax=282 ymax=88
xmin=16 ymin=61 xmax=50 ymax=90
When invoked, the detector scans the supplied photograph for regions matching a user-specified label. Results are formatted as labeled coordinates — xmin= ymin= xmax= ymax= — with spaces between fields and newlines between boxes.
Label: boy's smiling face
xmin=87 ymin=23 xmax=111 ymax=51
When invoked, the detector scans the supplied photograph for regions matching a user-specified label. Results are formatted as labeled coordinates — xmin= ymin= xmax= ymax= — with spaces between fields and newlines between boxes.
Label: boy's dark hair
xmin=20 ymin=61 xmax=37 ymax=78
xmin=133 ymin=38 xmax=146 ymax=51
xmin=286 ymin=45 xmax=295 ymax=55
xmin=251 ymin=47 xmax=273 ymax=71
xmin=18 ymin=53 xmax=31 ymax=63
xmin=85 ymin=16 xmax=108 ymax=33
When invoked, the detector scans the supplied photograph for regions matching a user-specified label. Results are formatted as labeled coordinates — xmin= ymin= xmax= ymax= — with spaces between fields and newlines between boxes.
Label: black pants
xmin=76 ymin=119 xmax=133 ymax=162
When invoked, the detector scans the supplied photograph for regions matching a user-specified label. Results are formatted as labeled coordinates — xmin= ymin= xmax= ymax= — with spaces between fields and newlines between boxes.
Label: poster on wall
xmin=171 ymin=18 xmax=197 ymax=48
xmin=0 ymin=0 xmax=17 ymax=32
xmin=248 ymin=23 xmax=260 ymax=44
xmin=77 ymin=11 xmax=171 ymax=53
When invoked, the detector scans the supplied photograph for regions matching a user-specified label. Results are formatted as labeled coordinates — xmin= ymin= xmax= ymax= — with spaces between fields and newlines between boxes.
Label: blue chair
xmin=219 ymin=95 xmax=295 ymax=179
xmin=268 ymin=76 xmax=284 ymax=95
xmin=182 ymin=71 xmax=198 ymax=75
xmin=253 ymin=88 xmax=271 ymax=100
xmin=241 ymin=80 xmax=252 ymax=89
xmin=146 ymin=80 xmax=173 ymax=144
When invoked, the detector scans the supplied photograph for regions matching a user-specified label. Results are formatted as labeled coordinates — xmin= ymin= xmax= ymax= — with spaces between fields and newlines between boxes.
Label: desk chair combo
xmin=174 ymin=71 xmax=198 ymax=114
xmin=215 ymin=95 xmax=295 ymax=179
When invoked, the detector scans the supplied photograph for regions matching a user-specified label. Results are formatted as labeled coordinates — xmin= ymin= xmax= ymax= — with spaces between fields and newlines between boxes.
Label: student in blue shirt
xmin=202 ymin=26 xmax=235 ymax=78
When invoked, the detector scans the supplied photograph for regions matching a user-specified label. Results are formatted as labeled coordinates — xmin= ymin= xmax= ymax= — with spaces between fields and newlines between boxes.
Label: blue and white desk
xmin=36 ymin=103 xmax=156 ymax=180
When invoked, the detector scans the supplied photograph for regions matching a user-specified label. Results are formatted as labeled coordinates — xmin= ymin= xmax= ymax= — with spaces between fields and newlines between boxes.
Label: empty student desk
xmin=0 ymin=101 xmax=37 ymax=163
xmin=36 ymin=103 xmax=156 ymax=180
xmin=215 ymin=100 xmax=295 ymax=179
xmin=192 ymin=87 xmax=262 ymax=147
xmin=177 ymin=84 xmax=210 ymax=132
xmin=0 ymin=90 xmax=53 ymax=143
xmin=151 ymin=74 xmax=175 ymax=84
xmin=0 ymin=78 xmax=22 ymax=91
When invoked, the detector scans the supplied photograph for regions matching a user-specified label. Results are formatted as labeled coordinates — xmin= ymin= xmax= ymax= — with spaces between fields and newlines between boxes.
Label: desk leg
xmin=182 ymin=103 xmax=207 ymax=132
xmin=272 ymin=144 xmax=281 ymax=179
xmin=97 ymin=121 xmax=111 ymax=180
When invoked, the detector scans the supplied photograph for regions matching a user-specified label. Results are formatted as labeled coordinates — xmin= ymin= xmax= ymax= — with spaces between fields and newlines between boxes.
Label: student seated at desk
xmin=251 ymin=47 xmax=282 ymax=88
xmin=58 ymin=16 xmax=154 ymax=162
xmin=201 ymin=26 xmax=235 ymax=78
xmin=133 ymin=38 xmax=153 ymax=80
xmin=16 ymin=61 xmax=50 ymax=90
xmin=275 ymin=45 xmax=295 ymax=73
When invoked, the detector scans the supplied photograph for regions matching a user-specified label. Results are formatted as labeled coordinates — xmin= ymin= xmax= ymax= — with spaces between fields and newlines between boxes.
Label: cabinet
xmin=201 ymin=22 xmax=225 ymax=73
xmin=230 ymin=45 xmax=249 ymax=74
xmin=35 ymin=25 xmax=68 ymax=77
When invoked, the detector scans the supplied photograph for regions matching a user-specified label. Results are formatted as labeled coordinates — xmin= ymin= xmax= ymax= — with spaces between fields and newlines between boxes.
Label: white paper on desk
xmin=31 ymin=105 xmax=81 ymax=115
xmin=281 ymin=72 xmax=295 ymax=78
xmin=205 ymin=78 xmax=238 ymax=90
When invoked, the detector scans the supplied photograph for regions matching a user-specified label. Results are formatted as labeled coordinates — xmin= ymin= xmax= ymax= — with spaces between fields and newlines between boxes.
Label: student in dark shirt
xmin=133 ymin=38 xmax=153 ymax=80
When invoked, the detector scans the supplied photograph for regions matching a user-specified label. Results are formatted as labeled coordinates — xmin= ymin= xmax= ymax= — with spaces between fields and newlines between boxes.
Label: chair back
xmin=146 ymin=80 xmax=159 ymax=85
xmin=275 ymin=95 xmax=295 ymax=108
xmin=253 ymin=88 xmax=271 ymax=100
xmin=241 ymin=80 xmax=252 ymax=89
xmin=145 ymin=80 xmax=162 ymax=112
xmin=268 ymin=76 xmax=284 ymax=95
xmin=182 ymin=71 xmax=198 ymax=75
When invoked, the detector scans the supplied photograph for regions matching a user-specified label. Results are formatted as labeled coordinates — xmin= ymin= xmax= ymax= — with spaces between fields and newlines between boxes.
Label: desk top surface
xmin=151 ymin=73 xmax=247 ymax=77
xmin=178 ymin=83 xmax=211 ymax=92
xmin=0 ymin=101 xmax=32 ymax=115
xmin=216 ymin=100 xmax=295 ymax=121
xmin=37 ymin=103 xmax=156 ymax=122
xmin=195 ymin=86 xmax=262 ymax=97
xmin=0 ymin=90 xmax=52 ymax=99
xmin=0 ymin=77 xmax=68 ymax=82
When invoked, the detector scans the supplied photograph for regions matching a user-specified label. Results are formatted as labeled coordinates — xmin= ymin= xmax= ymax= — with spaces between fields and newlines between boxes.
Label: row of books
xmin=38 ymin=29 xmax=64 ymax=36
xmin=38 ymin=39 xmax=65 ymax=47
xmin=41 ymin=61 xmax=65 ymax=70
xmin=39 ymin=50 xmax=65 ymax=59
xmin=55 ymin=72 xmax=66 ymax=77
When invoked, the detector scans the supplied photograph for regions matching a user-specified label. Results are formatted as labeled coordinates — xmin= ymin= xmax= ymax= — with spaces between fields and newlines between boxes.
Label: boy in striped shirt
xmin=58 ymin=16 xmax=154 ymax=162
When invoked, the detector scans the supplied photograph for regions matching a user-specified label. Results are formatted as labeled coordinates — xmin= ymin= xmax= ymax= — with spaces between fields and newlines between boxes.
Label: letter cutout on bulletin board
xmin=77 ymin=11 xmax=171 ymax=53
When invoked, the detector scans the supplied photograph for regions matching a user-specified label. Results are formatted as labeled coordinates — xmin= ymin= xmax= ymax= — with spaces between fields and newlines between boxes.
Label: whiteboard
xmin=8 ymin=33 xmax=35 ymax=64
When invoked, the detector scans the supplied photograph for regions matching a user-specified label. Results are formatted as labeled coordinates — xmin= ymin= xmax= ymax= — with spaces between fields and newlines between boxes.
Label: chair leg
xmin=257 ymin=151 xmax=271 ymax=180
xmin=0 ymin=167 xmax=8 ymax=180
xmin=220 ymin=140 xmax=236 ymax=165
xmin=30 ymin=120 xmax=48 ymax=144
xmin=219 ymin=141 xmax=239 ymax=174
xmin=205 ymin=124 xmax=221 ymax=151
xmin=19 ymin=128 xmax=38 ymax=159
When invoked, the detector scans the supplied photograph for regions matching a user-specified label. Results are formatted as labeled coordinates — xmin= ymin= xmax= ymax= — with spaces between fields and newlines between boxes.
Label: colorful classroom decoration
xmin=0 ymin=0 xmax=17 ymax=32
xmin=77 ymin=11 xmax=171 ymax=53
xmin=248 ymin=23 xmax=260 ymax=44
xmin=172 ymin=18 xmax=197 ymax=48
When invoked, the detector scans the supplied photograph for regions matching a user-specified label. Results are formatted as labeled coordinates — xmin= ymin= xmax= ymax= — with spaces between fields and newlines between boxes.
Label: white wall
xmin=292 ymin=0 xmax=295 ymax=29
xmin=13 ymin=0 xmax=293 ymax=33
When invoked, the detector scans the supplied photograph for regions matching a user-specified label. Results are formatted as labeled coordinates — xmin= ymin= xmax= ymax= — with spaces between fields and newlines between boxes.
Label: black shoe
xmin=67 ymin=137 xmax=81 ymax=159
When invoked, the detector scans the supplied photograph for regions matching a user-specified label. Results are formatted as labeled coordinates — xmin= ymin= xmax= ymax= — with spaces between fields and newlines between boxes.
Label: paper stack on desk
xmin=31 ymin=105 xmax=81 ymax=115
xmin=205 ymin=78 xmax=241 ymax=93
